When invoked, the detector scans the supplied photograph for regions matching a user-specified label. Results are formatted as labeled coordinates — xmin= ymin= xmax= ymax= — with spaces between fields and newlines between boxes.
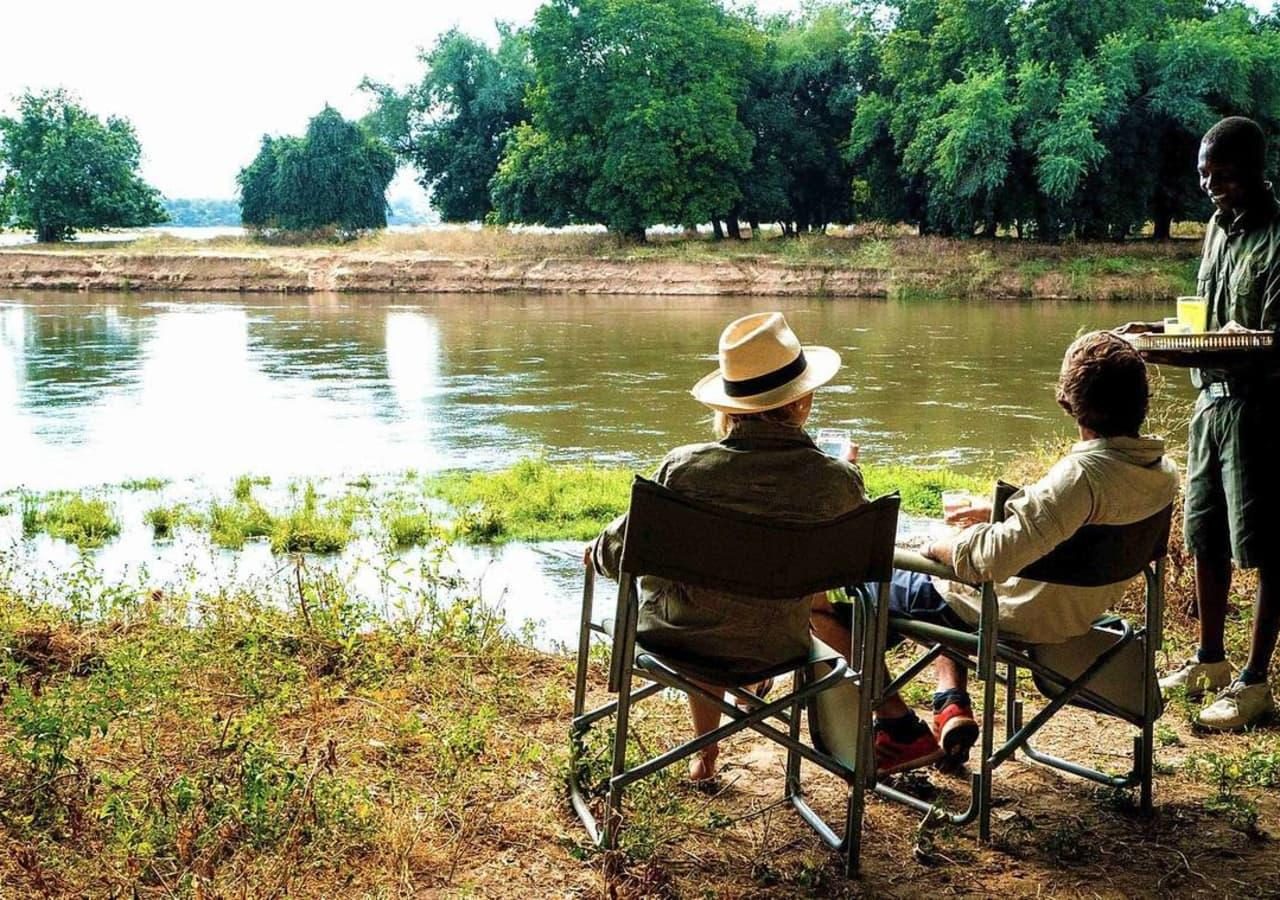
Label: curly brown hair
xmin=1055 ymin=331 xmax=1149 ymax=437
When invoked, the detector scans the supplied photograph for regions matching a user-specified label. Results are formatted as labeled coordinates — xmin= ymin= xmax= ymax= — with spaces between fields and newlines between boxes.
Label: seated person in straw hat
xmin=586 ymin=311 xmax=866 ymax=781
xmin=812 ymin=331 xmax=1179 ymax=775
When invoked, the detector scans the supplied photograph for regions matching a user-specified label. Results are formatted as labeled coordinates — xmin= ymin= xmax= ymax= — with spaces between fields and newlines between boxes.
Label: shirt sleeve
xmin=950 ymin=459 xmax=1094 ymax=584
xmin=1261 ymin=242 xmax=1280 ymax=331
xmin=590 ymin=454 xmax=679 ymax=579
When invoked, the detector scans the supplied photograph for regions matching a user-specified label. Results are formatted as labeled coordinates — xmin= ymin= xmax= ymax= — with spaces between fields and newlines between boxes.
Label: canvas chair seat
xmin=569 ymin=477 xmax=899 ymax=876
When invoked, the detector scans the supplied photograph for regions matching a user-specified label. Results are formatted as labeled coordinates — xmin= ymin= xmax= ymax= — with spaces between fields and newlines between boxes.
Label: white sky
xmin=0 ymin=0 xmax=1272 ymax=200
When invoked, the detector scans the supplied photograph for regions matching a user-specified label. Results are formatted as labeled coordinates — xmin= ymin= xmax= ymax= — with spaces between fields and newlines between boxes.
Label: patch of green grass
xmin=27 ymin=493 xmax=121 ymax=548
xmin=208 ymin=480 xmax=275 ymax=549
xmin=428 ymin=458 xmax=633 ymax=543
xmin=386 ymin=508 xmax=438 ymax=549
xmin=119 ymin=477 xmax=169 ymax=492
xmin=143 ymin=504 xmax=197 ymax=540
xmin=861 ymin=464 xmax=989 ymax=517
xmin=233 ymin=474 xmax=272 ymax=502
xmin=426 ymin=459 xmax=985 ymax=544
xmin=270 ymin=483 xmax=354 ymax=554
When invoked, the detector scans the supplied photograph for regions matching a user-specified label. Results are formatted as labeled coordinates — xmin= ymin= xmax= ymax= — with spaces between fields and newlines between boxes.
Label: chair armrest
xmin=893 ymin=548 xmax=978 ymax=587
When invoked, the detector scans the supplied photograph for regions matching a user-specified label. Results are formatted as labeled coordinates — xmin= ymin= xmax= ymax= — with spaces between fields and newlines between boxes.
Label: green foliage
xmin=364 ymin=25 xmax=532 ymax=222
xmin=237 ymin=107 xmax=396 ymax=236
xmin=161 ymin=197 xmax=240 ymax=227
xmin=426 ymin=457 xmax=986 ymax=543
xmin=208 ymin=480 xmax=275 ymax=550
xmin=846 ymin=0 xmax=1280 ymax=239
xmin=429 ymin=457 xmax=633 ymax=543
xmin=119 ymin=477 xmax=168 ymax=492
xmin=385 ymin=508 xmax=438 ymax=550
xmin=26 ymin=493 xmax=121 ymax=548
xmin=492 ymin=0 xmax=756 ymax=237
xmin=0 ymin=89 xmax=166 ymax=242
xmin=269 ymin=483 xmax=354 ymax=554
xmin=143 ymin=504 xmax=196 ymax=540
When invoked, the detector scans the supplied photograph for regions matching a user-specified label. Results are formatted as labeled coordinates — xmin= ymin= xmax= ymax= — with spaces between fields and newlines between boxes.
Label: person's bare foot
xmin=689 ymin=746 xmax=719 ymax=781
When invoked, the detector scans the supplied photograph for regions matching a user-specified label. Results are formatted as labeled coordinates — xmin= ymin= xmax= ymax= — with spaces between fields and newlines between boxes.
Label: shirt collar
xmin=1213 ymin=188 xmax=1280 ymax=236
xmin=720 ymin=418 xmax=817 ymax=449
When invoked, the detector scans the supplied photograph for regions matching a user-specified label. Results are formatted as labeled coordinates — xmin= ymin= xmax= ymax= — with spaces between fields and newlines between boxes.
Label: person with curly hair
xmin=812 ymin=331 xmax=1179 ymax=772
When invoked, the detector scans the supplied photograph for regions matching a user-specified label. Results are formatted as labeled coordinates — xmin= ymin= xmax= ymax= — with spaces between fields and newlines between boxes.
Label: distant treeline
xmin=364 ymin=0 xmax=1280 ymax=241
xmin=162 ymin=198 xmax=241 ymax=227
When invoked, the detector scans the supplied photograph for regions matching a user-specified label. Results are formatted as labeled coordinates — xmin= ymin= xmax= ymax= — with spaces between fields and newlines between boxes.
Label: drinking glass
xmin=1176 ymin=296 xmax=1209 ymax=333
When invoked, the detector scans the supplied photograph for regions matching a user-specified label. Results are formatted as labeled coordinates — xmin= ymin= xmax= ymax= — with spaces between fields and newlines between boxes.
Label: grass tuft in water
xmin=119 ymin=477 xmax=169 ymax=492
xmin=143 ymin=504 xmax=196 ymax=540
xmin=25 ymin=493 xmax=121 ymax=548
xmin=270 ymin=483 xmax=354 ymax=554
xmin=208 ymin=478 xmax=276 ymax=549
xmin=385 ymin=507 xmax=438 ymax=549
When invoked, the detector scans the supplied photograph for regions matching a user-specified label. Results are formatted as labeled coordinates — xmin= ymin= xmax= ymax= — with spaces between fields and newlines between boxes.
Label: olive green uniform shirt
xmin=1193 ymin=192 xmax=1280 ymax=388
xmin=590 ymin=419 xmax=867 ymax=680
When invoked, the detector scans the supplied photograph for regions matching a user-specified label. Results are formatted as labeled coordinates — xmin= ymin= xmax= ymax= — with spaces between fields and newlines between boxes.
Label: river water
xmin=0 ymin=290 xmax=1191 ymax=644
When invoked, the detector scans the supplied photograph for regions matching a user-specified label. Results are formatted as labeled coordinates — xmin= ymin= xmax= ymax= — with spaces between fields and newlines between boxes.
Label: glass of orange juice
xmin=1176 ymin=296 xmax=1209 ymax=333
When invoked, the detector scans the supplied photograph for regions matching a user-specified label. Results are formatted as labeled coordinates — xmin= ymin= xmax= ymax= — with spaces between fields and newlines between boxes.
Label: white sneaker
xmin=1197 ymin=680 xmax=1275 ymax=731
xmin=1159 ymin=658 xmax=1233 ymax=699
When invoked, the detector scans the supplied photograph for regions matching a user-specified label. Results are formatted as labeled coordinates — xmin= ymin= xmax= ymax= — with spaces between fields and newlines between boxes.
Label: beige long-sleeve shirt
xmin=938 ymin=436 xmax=1179 ymax=644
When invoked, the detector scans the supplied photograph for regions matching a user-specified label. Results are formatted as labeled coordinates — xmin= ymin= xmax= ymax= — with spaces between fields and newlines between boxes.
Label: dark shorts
xmin=832 ymin=569 xmax=971 ymax=646
xmin=1185 ymin=392 xmax=1280 ymax=569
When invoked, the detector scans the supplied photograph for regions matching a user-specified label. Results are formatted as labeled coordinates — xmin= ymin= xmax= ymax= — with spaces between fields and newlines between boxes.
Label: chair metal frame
xmin=875 ymin=484 xmax=1172 ymax=842
xmin=569 ymin=477 xmax=900 ymax=875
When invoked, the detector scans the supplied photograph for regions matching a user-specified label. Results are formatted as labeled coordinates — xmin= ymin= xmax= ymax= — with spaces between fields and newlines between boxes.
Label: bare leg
xmin=935 ymin=654 xmax=967 ymax=694
xmin=1245 ymin=564 xmax=1280 ymax=677
xmin=1195 ymin=555 xmax=1232 ymax=660
xmin=687 ymin=679 xmax=722 ymax=780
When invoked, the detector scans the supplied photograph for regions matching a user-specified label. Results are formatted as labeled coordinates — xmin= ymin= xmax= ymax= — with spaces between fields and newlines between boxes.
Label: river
xmin=0 ymin=290 xmax=1191 ymax=645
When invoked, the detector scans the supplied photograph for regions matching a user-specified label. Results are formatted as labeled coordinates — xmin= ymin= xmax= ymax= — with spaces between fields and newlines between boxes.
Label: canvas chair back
xmin=994 ymin=481 xmax=1172 ymax=719
xmin=620 ymin=477 xmax=899 ymax=598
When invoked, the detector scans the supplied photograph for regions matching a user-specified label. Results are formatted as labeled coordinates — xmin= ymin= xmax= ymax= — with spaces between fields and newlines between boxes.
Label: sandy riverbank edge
xmin=0 ymin=247 xmax=1191 ymax=299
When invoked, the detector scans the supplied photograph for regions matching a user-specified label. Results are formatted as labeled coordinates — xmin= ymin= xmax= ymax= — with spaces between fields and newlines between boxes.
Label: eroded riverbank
xmin=0 ymin=233 xmax=1199 ymax=299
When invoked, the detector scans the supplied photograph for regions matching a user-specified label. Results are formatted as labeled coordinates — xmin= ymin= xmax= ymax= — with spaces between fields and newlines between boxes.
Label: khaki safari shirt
xmin=1193 ymin=191 xmax=1280 ymax=388
xmin=590 ymin=419 xmax=867 ymax=679
xmin=938 ymin=437 xmax=1179 ymax=645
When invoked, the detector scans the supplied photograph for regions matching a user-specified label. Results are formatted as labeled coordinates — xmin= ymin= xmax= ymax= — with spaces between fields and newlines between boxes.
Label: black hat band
xmin=722 ymin=351 xmax=808 ymax=398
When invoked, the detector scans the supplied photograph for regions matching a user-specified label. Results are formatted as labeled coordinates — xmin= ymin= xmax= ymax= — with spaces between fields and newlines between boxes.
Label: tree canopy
xmin=363 ymin=26 xmax=532 ymax=223
xmin=237 ymin=107 xmax=395 ymax=236
xmin=368 ymin=0 xmax=1280 ymax=240
xmin=0 ymin=89 xmax=166 ymax=242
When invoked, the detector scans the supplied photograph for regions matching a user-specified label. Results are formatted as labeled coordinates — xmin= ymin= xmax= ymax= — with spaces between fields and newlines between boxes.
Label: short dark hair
xmin=1202 ymin=116 xmax=1267 ymax=175
xmin=1056 ymin=332 xmax=1149 ymax=438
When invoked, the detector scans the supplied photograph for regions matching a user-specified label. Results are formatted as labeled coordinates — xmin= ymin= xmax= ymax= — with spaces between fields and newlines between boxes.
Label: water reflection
xmin=0 ymin=291 xmax=1190 ymax=491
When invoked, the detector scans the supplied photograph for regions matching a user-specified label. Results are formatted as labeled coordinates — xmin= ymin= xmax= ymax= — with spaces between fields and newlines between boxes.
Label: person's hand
xmin=1113 ymin=321 xmax=1160 ymax=336
xmin=1220 ymin=319 xmax=1251 ymax=334
xmin=944 ymin=500 xmax=991 ymax=528
xmin=845 ymin=442 xmax=861 ymax=464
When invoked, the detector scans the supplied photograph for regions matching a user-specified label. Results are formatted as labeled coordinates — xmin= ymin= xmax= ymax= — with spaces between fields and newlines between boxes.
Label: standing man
xmin=1134 ymin=117 xmax=1279 ymax=729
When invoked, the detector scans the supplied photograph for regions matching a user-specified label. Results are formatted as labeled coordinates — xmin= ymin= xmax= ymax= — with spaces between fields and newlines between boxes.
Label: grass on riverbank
xmin=2 ymin=506 xmax=1278 ymax=897
xmin=425 ymin=457 xmax=988 ymax=543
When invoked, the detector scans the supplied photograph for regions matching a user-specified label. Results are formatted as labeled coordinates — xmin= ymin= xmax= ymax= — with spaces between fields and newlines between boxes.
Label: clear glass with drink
xmin=816 ymin=428 xmax=850 ymax=458
xmin=941 ymin=490 xmax=972 ymax=523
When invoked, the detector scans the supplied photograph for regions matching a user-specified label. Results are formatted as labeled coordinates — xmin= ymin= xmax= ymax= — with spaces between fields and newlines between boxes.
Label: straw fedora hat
xmin=691 ymin=312 xmax=841 ymax=413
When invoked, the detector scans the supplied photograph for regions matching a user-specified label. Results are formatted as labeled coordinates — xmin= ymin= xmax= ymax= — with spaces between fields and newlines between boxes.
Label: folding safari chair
xmin=878 ymin=481 xmax=1172 ymax=842
xmin=569 ymin=476 xmax=900 ymax=875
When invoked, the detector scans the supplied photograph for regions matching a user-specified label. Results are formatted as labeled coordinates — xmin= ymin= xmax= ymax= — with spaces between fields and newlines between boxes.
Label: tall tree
xmin=0 ymin=89 xmax=166 ymax=242
xmin=491 ymin=0 xmax=755 ymax=239
xmin=363 ymin=25 xmax=532 ymax=222
xmin=237 ymin=107 xmax=396 ymax=235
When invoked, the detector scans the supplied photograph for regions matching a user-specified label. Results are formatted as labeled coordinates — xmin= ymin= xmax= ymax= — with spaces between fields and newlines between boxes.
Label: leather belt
xmin=1203 ymin=381 xmax=1267 ymax=399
